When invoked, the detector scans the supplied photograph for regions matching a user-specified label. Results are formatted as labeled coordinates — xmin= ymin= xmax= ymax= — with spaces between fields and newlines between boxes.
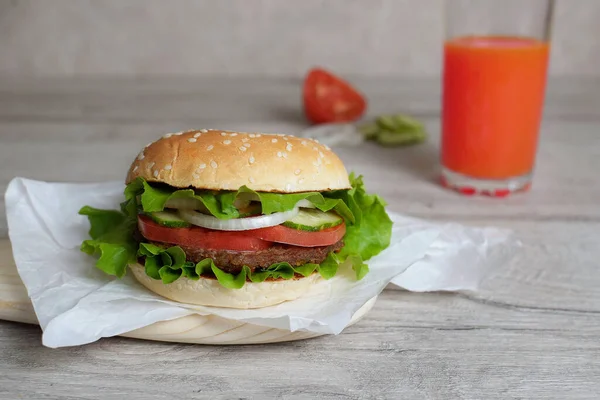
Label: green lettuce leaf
xmin=317 ymin=252 xmax=340 ymax=279
xmin=125 ymin=177 xmax=354 ymax=222
xmin=79 ymin=206 xmax=138 ymax=278
xmin=79 ymin=173 xmax=393 ymax=288
xmin=237 ymin=186 xmax=354 ymax=223
xmin=330 ymin=173 xmax=392 ymax=260
xmin=139 ymin=243 xmax=327 ymax=289
xmin=319 ymin=173 xmax=392 ymax=280
xmin=137 ymin=243 xmax=188 ymax=284
xmin=126 ymin=178 xmax=238 ymax=219
xmin=347 ymin=254 xmax=370 ymax=280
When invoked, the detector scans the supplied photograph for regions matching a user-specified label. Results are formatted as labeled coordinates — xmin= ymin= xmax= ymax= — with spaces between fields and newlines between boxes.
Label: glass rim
xmin=442 ymin=0 xmax=556 ymax=41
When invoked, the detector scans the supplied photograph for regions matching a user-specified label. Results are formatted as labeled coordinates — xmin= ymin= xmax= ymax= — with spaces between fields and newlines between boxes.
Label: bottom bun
xmin=129 ymin=263 xmax=323 ymax=309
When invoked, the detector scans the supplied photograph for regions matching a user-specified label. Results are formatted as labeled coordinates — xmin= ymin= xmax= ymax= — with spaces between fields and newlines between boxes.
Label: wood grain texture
xmin=0 ymin=77 xmax=599 ymax=399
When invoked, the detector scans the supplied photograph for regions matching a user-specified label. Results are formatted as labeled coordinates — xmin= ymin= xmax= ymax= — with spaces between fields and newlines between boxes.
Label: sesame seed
xmin=301 ymin=140 xmax=307 ymax=146
xmin=283 ymin=137 xmax=288 ymax=141
xmin=221 ymin=132 xmax=227 ymax=136
xmin=187 ymin=138 xmax=197 ymax=143
xmin=133 ymin=165 xmax=138 ymax=172
xmin=283 ymin=152 xmax=288 ymax=158
xmin=243 ymin=143 xmax=251 ymax=148
xmin=230 ymin=133 xmax=238 ymax=136
xmin=239 ymin=146 xmax=247 ymax=152
xmin=277 ymin=151 xmax=283 ymax=158
xmin=286 ymin=143 xmax=293 ymax=152
xmin=285 ymin=183 xmax=292 ymax=191
xmin=298 ymin=178 xmax=305 ymax=184
xmin=277 ymin=134 xmax=285 ymax=137
xmin=319 ymin=151 xmax=324 ymax=158
xmin=164 ymin=164 xmax=172 ymax=170
xmin=255 ymin=134 xmax=262 ymax=137
xmin=163 ymin=133 xmax=173 ymax=139
xmin=148 ymin=162 xmax=155 ymax=169
xmin=223 ymin=140 xmax=231 ymax=145
xmin=137 ymin=152 xmax=145 ymax=160
xmin=314 ymin=139 xmax=320 ymax=143
xmin=324 ymin=145 xmax=331 ymax=150
xmin=248 ymin=177 xmax=255 ymax=183
xmin=192 ymin=173 xmax=200 ymax=179
xmin=207 ymin=145 xmax=214 ymax=151
xmin=200 ymin=129 xmax=208 ymax=133
xmin=242 ymin=138 xmax=249 ymax=143
xmin=145 ymin=142 xmax=153 ymax=148
xmin=153 ymin=170 xmax=159 ymax=178
xmin=294 ymin=169 xmax=301 ymax=175
xmin=249 ymin=156 xmax=255 ymax=164
xmin=313 ymin=146 xmax=319 ymax=151
xmin=271 ymin=138 xmax=278 ymax=143
xmin=193 ymin=132 xmax=202 ymax=138
xmin=198 ymin=163 xmax=206 ymax=169
xmin=210 ymin=161 xmax=218 ymax=169
xmin=249 ymin=133 xmax=256 ymax=138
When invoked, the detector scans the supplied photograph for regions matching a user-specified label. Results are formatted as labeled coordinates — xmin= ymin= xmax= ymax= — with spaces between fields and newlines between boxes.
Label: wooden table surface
xmin=1 ymin=77 xmax=599 ymax=399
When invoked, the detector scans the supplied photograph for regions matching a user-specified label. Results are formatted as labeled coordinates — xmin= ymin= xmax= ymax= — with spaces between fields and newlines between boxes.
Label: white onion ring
xmin=178 ymin=207 xmax=300 ymax=231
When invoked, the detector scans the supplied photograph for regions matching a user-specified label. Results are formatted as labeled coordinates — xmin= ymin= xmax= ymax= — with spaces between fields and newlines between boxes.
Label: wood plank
xmin=1 ymin=77 xmax=599 ymax=399
xmin=1 ymin=289 xmax=598 ymax=399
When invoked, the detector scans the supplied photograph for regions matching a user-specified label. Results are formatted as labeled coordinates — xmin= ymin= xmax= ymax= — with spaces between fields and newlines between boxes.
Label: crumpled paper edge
xmin=5 ymin=177 xmax=519 ymax=347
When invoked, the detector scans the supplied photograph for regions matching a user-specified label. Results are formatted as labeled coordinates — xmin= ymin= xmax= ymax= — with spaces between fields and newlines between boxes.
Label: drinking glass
xmin=440 ymin=0 xmax=555 ymax=196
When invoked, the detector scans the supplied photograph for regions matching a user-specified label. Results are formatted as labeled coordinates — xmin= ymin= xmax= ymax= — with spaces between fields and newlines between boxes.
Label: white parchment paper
xmin=5 ymin=178 xmax=519 ymax=348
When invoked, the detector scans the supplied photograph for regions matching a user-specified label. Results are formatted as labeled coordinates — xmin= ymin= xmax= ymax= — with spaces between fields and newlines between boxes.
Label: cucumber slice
xmin=148 ymin=210 xmax=191 ymax=228
xmin=375 ymin=129 xmax=426 ymax=147
xmin=282 ymin=209 xmax=343 ymax=232
xmin=359 ymin=122 xmax=380 ymax=140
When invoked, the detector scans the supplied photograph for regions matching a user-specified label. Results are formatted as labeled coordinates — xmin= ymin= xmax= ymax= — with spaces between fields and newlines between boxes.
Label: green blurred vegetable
xmin=359 ymin=113 xmax=427 ymax=147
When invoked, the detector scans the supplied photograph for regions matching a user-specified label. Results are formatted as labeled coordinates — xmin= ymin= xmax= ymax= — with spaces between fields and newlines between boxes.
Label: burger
xmin=79 ymin=129 xmax=392 ymax=309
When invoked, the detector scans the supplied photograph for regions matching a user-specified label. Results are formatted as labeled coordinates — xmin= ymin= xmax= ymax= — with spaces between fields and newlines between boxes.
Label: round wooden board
xmin=0 ymin=240 xmax=376 ymax=345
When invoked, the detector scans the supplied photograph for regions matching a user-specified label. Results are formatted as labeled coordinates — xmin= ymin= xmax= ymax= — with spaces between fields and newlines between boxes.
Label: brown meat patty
xmin=149 ymin=240 xmax=344 ymax=274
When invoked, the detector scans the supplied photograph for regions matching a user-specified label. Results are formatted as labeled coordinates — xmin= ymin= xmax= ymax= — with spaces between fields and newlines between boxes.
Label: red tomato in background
xmin=303 ymin=68 xmax=367 ymax=124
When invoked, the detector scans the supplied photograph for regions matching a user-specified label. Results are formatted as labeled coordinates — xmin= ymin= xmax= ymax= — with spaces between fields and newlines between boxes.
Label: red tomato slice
xmin=303 ymin=68 xmax=367 ymax=124
xmin=138 ymin=216 xmax=346 ymax=250
xmin=138 ymin=216 xmax=272 ymax=251
xmin=244 ymin=223 xmax=346 ymax=248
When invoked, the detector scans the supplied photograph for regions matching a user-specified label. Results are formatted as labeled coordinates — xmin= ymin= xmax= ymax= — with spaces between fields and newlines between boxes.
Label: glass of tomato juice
xmin=441 ymin=0 xmax=555 ymax=196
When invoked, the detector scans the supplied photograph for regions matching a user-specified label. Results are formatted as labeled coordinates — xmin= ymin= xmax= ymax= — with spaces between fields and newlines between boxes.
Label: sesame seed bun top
xmin=125 ymin=129 xmax=351 ymax=192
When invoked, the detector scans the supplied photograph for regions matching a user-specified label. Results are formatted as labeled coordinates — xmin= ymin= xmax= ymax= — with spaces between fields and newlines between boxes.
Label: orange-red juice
xmin=441 ymin=36 xmax=550 ymax=179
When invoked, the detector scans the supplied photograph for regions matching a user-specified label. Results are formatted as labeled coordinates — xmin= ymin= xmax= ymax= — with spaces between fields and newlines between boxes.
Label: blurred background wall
xmin=0 ymin=0 xmax=598 ymax=78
